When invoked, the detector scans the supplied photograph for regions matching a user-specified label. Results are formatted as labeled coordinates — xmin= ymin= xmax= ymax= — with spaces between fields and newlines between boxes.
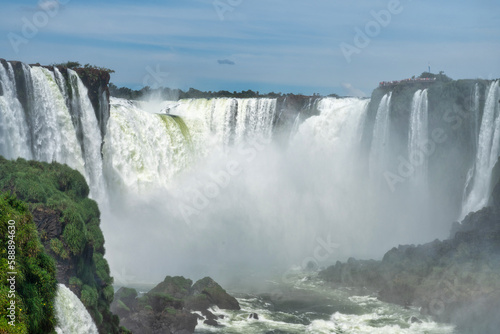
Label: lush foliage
xmin=0 ymin=193 xmax=57 ymax=334
xmin=0 ymin=157 xmax=120 ymax=334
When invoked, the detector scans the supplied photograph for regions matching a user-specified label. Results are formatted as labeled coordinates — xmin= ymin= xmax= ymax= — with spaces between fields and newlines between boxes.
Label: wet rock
xmin=203 ymin=318 xmax=219 ymax=327
xmin=410 ymin=316 xmax=422 ymax=323
xmin=248 ymin=313 xmax=259 ymax=320
xmin=112 ymin=276 xmax=239 ymax=333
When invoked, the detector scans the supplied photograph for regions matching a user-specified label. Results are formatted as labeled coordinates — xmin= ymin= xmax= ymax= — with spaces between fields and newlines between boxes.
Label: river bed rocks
xmin=111 ymin=276 xmax=240 ymax=333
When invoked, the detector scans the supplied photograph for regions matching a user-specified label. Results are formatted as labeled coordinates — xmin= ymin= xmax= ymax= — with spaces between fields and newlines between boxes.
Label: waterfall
xmin=462 ymin=84 xmax=481 ymax=205
xmin=0 ymin=63 xmax=32 ymax=160
xmin=289 ymin=112 xmax=301 ymax=141
xmin=103 ymin=98 xmax=194 ymax=194
xmin=54 ymin=284 xmax=98 ymax=334
xmin=369 ymin=92 xmax=392 ymax=180
xmin=25 ymin=67 xmax=87 ymax=175
xmin=294 ymin=97 xmax=368 ymax=151
xmin=460 ymin=80 xmax=500 ymax=219
xmin=103 ymin=97 xmax=277 ymax=195
xmin=169 ymin=98 xmax=276 ymax=150
xmin=408 ymin=89 xmax=429 ymax=187
xmin=67 ymin=69 xmax=107 ymax=202
xmin=472 ymin=83 xmax=481 ymax=150
xmin=0 ymin=63 xmax=110 ymax=202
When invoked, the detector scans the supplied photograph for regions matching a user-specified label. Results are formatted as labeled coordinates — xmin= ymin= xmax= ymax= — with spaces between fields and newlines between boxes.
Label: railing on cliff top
xmin=379 ymin=77 xmax=437 ymax=87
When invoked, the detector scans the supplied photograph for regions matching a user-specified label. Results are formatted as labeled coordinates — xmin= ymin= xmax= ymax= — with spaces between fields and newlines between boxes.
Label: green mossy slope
xmin=0 ymin=157 xmax=120 ymax=334
xmin=0 ymin=193 xmax=57 ymax=334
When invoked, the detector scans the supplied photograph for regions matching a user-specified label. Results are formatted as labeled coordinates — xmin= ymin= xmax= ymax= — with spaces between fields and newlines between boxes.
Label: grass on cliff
xmin=0 ymin=192 xmax=57 ymax=334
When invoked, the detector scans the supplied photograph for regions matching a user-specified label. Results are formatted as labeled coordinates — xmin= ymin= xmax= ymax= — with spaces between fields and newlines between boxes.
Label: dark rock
xmin=190 ymin=277 xmax=240 ymax=310
xmin=111 ymin=287 xmax=138 ymax=318
xmin=203 ymin=318 xmax=219 ymax=327
xmin=201 ymin=309 xmax=217 ymax=321
xmin=410 ymin=316 xmax=422 ymax=323
xmin=112 ymin=276 xmax=239 ymax=333
xmin=249 ymin=313 xmax=259 ymax=320
xmin=149 ymin=276 xmax=193 ymax=299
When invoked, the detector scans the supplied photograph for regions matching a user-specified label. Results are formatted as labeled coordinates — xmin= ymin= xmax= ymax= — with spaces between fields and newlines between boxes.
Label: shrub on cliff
xmin=0 ymin=157 xmax=120 ymax=334
xmin=0 ymin=193 xmax=57 ymax=334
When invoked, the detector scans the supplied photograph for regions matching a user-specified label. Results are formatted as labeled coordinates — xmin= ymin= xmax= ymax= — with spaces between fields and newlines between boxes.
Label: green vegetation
xmin=0 ymin=157 xmax=121 ymax=334
xmin=418 ymin=70 xmax=452 ymax=82
xmin=0 ymin=193 xmax=57 ymax=334
xmin=109 ymin=83 xmax=334 ymax=101
xmin=52 ymin=61 xmax=115 ymax=74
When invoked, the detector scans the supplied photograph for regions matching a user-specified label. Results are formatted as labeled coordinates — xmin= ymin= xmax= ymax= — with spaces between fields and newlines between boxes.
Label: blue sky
xmin=1 ymin=0 xmax=499 ymax=96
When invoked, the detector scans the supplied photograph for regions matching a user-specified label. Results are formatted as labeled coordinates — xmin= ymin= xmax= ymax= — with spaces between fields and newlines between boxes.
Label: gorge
xmin=0 ymin=59 xmax=499 ymax=333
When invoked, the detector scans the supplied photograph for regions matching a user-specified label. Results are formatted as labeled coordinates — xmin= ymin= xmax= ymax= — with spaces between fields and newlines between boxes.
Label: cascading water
xmin=67 ymin=69 xmax=107 ymax=201
xmin=460 ymin=80 xmax=500 ymax=219
xmin=169 ymin=98 xmax=276 ymax=150
xmin=103 ymin=98 xmax=194 ymax=194
xmin=408 ymin=89 xmax=429 ymax=187
xmin=462 ymin=83 xmax=482 ymax=208
xmin=0 ymin=62 xmax=32 ymax=160
xmin=54 ymin=284 xmax=98 ymax=334
xmin=28 ymin=67 xmax=86 ymax=173
xmin=0 ymin=63 xmax=108 ymax=202
xmin=369 ymin=92 xmax=392 ymax=181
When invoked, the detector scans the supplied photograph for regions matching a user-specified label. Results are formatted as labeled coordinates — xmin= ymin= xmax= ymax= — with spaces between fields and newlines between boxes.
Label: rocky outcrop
xmin=111 ymin=276 xmax=240 ymax=333
xmin=361 ymin=78 xmax=493 ymax=213
xmin=320 ymin=176 xmax=500 ymax=333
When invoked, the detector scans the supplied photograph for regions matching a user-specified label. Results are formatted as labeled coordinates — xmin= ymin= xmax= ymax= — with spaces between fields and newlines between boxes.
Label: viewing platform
xmin=379 ymin=77 xmax=437 ymax=87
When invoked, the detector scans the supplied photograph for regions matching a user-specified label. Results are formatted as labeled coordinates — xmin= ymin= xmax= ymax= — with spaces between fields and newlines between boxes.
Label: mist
xmin=100 ymin=93 xmax=467 ymax=287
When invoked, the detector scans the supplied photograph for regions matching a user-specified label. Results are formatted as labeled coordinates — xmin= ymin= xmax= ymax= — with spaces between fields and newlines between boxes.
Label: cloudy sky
xmin=1 ymin=0 xmax=499 ymax=96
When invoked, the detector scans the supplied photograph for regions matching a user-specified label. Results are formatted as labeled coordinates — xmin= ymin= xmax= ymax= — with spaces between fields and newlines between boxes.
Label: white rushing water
xmin=408 ymin=89 xmax=429 ymax=187
xmin=103 ymin=97 xmax=194 ymax=194
xmin=67 ymin=69 xmax=107 ymax=202
xmin=0 ymin=62 xmax=32 ymax=160
xmin=169 ymin=97 xmax=276 ymax=149
xmin=28 ymin=67 xmax=86 ymax=174
xmin=460 ymin=80 xmax=500 ymax=219
xmin=369 ymin=92 xmax=392 ymax=181
xmin=194 ymin=274 xmax=455 ymax=334
xmin=0 ymin=63 xmax=109 ymax=201
xmin=103 ymin=97 xmax=276 ymax=195
xmin=54 ymin=284 xmax=98 ymax=334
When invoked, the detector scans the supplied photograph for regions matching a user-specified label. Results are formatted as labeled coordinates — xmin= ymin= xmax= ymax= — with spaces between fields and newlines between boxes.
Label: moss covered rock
xmin=112 ymin=276 xmax=240 ymax=333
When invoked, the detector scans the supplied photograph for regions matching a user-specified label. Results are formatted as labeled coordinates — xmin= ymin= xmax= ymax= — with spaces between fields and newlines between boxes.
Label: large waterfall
xmin=103 ymin=97 xmax=276 ymax=194
xmin=54 ymin=284 xmax=99 ymax=334
xmin=1 ymin=62 xmax=500 ymax=284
